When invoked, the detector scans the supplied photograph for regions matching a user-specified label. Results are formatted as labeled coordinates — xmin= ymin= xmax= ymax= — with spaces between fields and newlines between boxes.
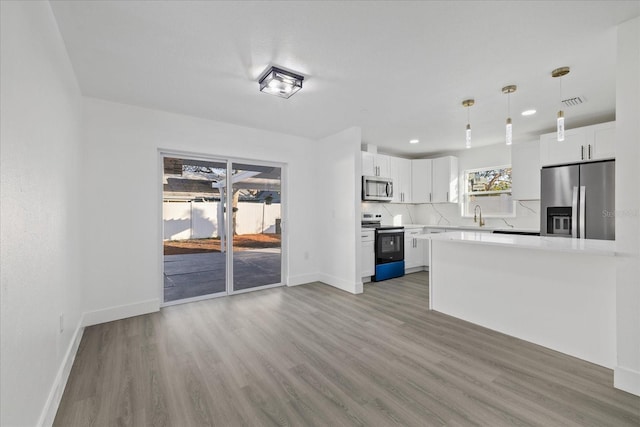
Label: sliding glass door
xmin=162 ymin=156 xmax=229 ymax=302
xmin=230 ymin=163 xmax=282 ymax=292
xmin=162 ymin=154 xmax=283 ymax=304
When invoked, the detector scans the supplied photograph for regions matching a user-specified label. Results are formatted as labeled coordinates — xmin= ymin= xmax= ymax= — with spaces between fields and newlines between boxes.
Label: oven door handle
xmin=376 ymin=229 xmax=403 ymax=234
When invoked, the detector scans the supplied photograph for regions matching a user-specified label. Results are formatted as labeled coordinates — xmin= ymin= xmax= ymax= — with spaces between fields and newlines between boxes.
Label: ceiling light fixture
xmin=409 ymin=139 xmax=419 ymax=144
xmin=259 ymin=66 xmax=304 ymax=99
xmin=462 ymin=99 xmax=474 ymax=149
xmin=521 ymin=109 xmax=537 ymax=116
xmin=502 ymin=85 xmax=517 ymax=146
xmin=552 ymin=66 xmax=570 ymax=141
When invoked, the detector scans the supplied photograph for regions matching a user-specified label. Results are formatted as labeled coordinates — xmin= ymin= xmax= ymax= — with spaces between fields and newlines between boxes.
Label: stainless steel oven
xmin=374 ymin=226 xmax=405 ymax=281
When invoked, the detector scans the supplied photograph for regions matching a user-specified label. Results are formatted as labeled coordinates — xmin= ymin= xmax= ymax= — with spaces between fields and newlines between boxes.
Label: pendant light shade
xmin=552 ymin=67 xmax=570 ymax=142
xmin=557 ymin=110 xmax=565 ymax=142
xmin=462 ymin=99 xmax=474 ymax=149
xmin=502 ymin=85 xmax=516 ymax=146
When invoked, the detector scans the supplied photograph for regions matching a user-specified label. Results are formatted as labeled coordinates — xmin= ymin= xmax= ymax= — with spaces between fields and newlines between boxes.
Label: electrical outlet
xmin=59 ymin=314 xmax=64 ymax=334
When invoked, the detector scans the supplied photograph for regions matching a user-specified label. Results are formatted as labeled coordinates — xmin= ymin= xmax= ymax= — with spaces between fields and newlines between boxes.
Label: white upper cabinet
xmin=361 ymin=152 xmax=391 ymax=177
xmin=540 ymin=121 xmax=615 ymax=166
xmin=511 ymin=140 xmax=541 ymax=200
xmin=591 ymin=122 xmax=616 ymax=160
xmin=411 ymin=159 xmax=433 ymax=203
xmin=390 ymin=156 xmax=412 ymax=203
xmin=432 ymin=156 xmax=458 ymax=203
xmin=411 ymin=157 xmax=458 ymax=203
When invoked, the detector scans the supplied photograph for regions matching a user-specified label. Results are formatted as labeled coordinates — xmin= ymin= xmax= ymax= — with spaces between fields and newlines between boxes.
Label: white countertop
xmin=381 ymin=224 xmax=541 ymax=233
xmin=416 ymin=231 xmax=616 ymax=256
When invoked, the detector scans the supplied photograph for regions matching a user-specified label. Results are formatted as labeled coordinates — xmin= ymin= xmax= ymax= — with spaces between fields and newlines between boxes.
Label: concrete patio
xmin=163 ymin=248 xmax=281 ymax=302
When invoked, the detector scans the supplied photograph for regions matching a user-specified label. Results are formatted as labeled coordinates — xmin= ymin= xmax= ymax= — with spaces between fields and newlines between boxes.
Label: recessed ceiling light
xmin=521 ymin=109 xmax=537 ymax=116
xmin=409 ymin=139 xmax=419 ymax=144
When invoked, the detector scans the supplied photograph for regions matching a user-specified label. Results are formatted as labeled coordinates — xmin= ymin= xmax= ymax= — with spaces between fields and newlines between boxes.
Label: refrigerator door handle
xmin=571 ymin=186 xmax=579 ymax=238
xmin=579 ymin=186 xmax=586 ymax=239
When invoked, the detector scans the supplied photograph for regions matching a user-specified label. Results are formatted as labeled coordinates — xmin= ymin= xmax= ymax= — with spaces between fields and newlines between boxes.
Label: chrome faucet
xmin=473 ymin=205 xmax=485 ymax=227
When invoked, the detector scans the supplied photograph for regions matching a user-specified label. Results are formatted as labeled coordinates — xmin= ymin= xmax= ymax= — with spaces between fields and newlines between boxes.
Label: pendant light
xmin=502 ymin=85 xmax=517 ymax=146
xmin=552 ymin=67 xmax=570 ymax=141
xmin=462 ymin=99 xmax=474 ymax=149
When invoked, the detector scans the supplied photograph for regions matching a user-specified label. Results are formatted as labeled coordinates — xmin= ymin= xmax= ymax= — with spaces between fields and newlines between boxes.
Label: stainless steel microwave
xmin=362 ymin=176 xmax=393 ymax=202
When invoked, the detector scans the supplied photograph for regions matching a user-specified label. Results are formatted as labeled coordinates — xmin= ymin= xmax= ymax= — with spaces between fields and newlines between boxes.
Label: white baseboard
xmin=82 ymin=298 xmax=160 ymax=327
xmin=287 ymin=273 xmax=320 ymax=286
xmin=615 ymin=366 xmax=640 ymax=396
xmin=38 ymin=317 xmax=85 ymax=427
xmin=318 ymin=273 xmax=362 ymax=294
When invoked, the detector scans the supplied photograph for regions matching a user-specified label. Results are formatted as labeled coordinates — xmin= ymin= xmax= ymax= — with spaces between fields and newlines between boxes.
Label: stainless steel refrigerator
xmin=540 ymin=160 xmax=615 ymax=240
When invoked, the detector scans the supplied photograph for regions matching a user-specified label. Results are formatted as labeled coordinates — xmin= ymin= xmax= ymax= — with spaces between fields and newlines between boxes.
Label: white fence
xmin=163 ymin=201 xmax=281 ymax=240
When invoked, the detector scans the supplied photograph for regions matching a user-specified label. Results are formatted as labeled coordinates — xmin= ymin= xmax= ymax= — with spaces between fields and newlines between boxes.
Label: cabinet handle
xmin=588 ymin=144 xmax=592 ymax=159
xmin=446 ymin=191 xmax=449 ymax=201
xmin=581 ymin=145 xmax=584 ymax=160
xmin=429 ymin=192 xmax=432 ymax=202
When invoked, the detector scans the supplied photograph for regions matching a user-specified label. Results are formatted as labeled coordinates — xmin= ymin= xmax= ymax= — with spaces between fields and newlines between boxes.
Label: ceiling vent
xmin=562 ymin=96 xmax=585 ymax=107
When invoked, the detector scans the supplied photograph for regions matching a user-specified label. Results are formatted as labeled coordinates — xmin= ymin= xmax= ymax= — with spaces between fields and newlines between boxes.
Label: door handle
xmin=588 ymin=144 xmax=592 ymax=159
xmin=571 ymin=186 xmax=578 ymax=238
xmin=581 ymin=145 xmax=584 ymax=160
xmin=579 ymin=186 xmax=586 ymax=239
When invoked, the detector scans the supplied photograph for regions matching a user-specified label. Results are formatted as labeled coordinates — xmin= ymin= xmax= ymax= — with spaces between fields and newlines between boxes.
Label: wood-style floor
xmin=54 ymin=272 xmax=640 ymax=426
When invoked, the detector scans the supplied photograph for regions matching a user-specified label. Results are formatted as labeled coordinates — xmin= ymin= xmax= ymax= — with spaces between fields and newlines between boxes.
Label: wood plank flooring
xmin=54 ymin=272 xmax=640 ymax=426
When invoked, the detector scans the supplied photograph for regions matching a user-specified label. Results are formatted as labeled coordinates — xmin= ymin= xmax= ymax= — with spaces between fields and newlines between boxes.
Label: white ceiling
xmin=49 ymin=1 xmax=639 ymax=157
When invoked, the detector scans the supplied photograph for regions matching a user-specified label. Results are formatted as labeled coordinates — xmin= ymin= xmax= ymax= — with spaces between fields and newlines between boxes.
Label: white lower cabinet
xmin=404 ymin=228 xmax=426 ymax=270
xmin=361 ymin=230 xmax=375 ymax=278
xmin=423 ymin=228 xmax=448 ymax=268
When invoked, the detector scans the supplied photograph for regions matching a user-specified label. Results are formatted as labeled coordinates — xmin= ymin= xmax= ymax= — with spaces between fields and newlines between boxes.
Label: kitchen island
xmin=416 ymin=231 xmax=616 ymax=368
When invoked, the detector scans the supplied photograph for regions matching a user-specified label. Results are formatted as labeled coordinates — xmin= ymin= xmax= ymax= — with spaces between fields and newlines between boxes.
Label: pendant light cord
xmin=559 ymin=76 xmax=563 ymax=107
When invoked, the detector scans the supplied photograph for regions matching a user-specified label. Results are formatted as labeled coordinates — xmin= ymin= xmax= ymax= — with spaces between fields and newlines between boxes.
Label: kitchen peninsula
xmin=417 ymin=231 xmax=616 ymax=368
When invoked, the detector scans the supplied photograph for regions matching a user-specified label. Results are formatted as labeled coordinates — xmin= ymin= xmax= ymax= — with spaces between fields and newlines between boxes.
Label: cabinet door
xmin=390 ymin=157 xmax=412 ymax=203
xmin=362 ymin=152 xmax=375 ymax=176
xmin=361 ymin=240 xmax=375 ymax=277
xmin=590 ymin=122 xmax=615 ymax=160
xmin=411 ymin=159 xmax=433 ymax=203
xmin=375 ymin=154 xmax=391 ymax=178
xmin=511 ymin=140 xmax=541 ymax=200
xmin=404 ymin=230 xmax=425 ymax=269
xmin=423 ymin=229 xmax=446 ymax=268
xmin=539 ymin=128 xmax=585 ymax=166
xmin=432 ymin=156 xmax=458 ymax=203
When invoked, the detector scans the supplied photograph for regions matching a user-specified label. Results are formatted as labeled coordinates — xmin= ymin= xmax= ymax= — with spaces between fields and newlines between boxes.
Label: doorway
xmin=161 ymin=153 xmax=284 ymax=304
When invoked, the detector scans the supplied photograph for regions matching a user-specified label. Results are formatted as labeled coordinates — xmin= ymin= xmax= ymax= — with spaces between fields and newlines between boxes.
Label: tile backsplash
xmin=362 ymin=200 xmax=540 ymax=230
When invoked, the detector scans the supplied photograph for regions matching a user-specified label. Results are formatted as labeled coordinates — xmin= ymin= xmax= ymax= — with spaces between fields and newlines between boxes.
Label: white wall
xmin=80 ymin=98 xmax=320 ymax=323
xmin=316 ymin=127 xmax=363 ymax=294
xmin=614 ymin=16 xmax=640 ymax=396
xmin=0 ymin=2 xmax=84 ymax=426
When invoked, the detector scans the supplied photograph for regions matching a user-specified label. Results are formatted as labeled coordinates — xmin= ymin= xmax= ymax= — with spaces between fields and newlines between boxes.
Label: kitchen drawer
xmin=361 ymin=229 xmax=375 ymax=242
